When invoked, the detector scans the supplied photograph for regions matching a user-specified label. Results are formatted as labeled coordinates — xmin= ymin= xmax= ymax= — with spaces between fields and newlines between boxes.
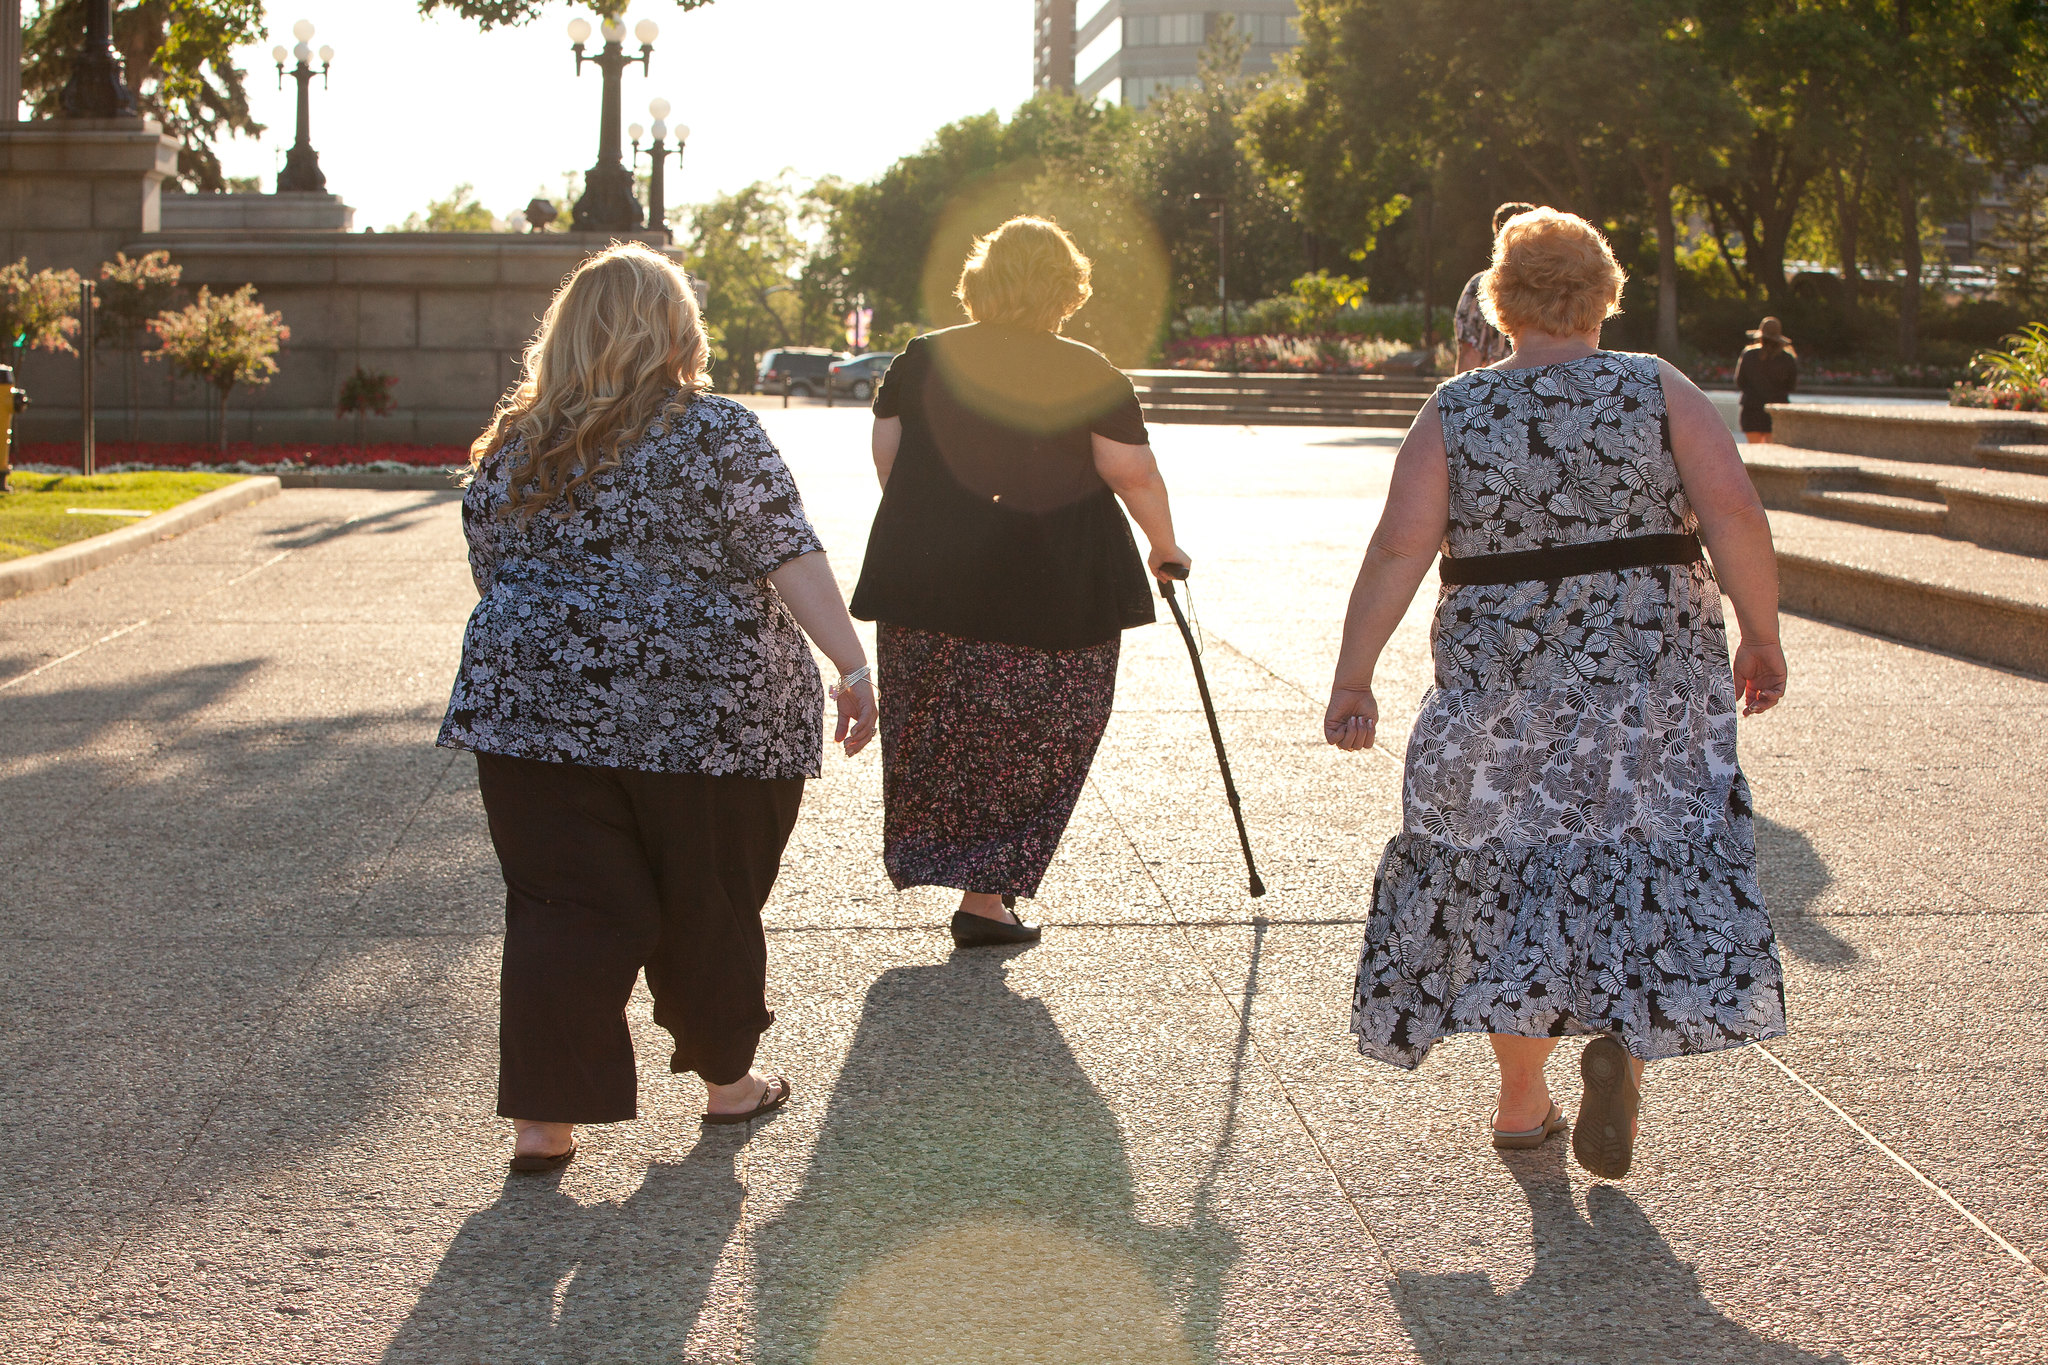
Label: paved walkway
xmin=2 ymin=409 xmax=2044 ymax=1363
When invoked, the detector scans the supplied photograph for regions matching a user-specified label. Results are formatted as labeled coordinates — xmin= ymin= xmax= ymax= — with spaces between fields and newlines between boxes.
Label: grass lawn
xmin=0 ymin=471 xmax=247 ymax=563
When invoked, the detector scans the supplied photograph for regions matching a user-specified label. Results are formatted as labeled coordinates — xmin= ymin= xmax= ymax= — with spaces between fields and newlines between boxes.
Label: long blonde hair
xmin=472 ymin=240 xmax=711 ymax=517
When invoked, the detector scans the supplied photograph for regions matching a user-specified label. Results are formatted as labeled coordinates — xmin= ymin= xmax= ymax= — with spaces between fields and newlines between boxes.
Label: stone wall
xmin=14 ymin=230 xmax=682 ymax=448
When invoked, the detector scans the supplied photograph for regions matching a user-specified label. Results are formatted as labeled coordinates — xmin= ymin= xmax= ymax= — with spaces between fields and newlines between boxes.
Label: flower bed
xmin=1164 ymin=334 xmax=1430 ymax=375
xmin=17 ymin=441 xmax=470 ymax=471
xmin=1691 ymin=361 xmax=1968 ymax=388
xmin=1949 ymin=382 xmax=2048 ymax=411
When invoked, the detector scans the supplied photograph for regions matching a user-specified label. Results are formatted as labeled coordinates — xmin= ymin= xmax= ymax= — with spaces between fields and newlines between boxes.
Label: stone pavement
xmin=2 ymin=408 xmax=2045 ymax=1363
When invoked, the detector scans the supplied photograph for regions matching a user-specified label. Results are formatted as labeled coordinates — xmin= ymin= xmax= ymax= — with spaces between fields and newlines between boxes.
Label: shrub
xmin=337 ymin=365 xmax=400 ymax=452
xmin=148 ymin=286 xmax=290 ymax=454
xmin=0 ymin=258 xmax=83 ymax=353
xmin=1164 ymin=333 xmax=1449 ymax=374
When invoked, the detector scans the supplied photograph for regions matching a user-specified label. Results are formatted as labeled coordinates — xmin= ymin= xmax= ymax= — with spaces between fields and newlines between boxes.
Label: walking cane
xmin=1158 ymin=562 xmax=1265 ymax=898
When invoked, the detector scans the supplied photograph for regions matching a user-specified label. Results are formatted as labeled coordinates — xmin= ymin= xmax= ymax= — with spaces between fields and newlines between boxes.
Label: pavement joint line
xmin=76 ymin=749 xmax=462 ymax=1299
xmin=1752 ymin=1041 xmax=2048 ymax=1283
xmin=1080 ymin=774 xmax=1438 ymax=1356
xmin=1197 ymin=627 xmax=1405 ymax=768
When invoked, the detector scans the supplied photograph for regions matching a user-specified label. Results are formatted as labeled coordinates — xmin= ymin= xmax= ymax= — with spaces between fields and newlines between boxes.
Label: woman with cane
xmin=851 ymin=216 xmax=1189 ymax=947
xmin=439 ymin=242 xmax=877 ymax=1172
xmin=1324 ymin=209 xmax=1788 ymax=1179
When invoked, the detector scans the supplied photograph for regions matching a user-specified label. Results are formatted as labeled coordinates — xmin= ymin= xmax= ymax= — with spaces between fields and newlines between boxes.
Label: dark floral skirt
xmin=877 ymin=623 xmax=1120 ymax=897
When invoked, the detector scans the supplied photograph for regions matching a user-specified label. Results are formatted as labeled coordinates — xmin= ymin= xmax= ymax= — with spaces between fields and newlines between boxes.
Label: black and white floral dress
xmin=438 ymin=394 xmax=826 ymax=779
xmin=1350 ymin=351 xmax=1786 ymax=1067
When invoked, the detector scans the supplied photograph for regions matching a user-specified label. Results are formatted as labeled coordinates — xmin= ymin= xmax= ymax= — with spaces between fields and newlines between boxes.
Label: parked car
xmin=757 ymin=347 xmax=850 ymax=397
xmin=828 ymin=352 xmax=899 ymax=401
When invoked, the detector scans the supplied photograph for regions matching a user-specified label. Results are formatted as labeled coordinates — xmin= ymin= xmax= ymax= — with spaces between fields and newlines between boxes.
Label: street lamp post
xmin=1192 ymin=191 xmax=1233 ymax=372
xmin=646 ymin=99 xmax=686 ymax=236
xmin=568 ymin=16 xmax=656 ymax=233
xmin=272 ymin=21 xmax=334 ymax=194
xmin=59 ymin=0 xmax=138 ymax=118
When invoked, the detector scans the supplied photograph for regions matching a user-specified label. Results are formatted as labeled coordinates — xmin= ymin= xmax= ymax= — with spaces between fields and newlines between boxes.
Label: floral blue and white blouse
xmin=437 ymin=395 xmax=826 ymax=779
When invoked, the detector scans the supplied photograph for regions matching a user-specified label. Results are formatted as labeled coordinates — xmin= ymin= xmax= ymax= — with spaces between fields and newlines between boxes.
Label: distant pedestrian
xmin=1735 ymin=317 xmax=1799 ymax=443
xmin=439 ymin=241 xmax=878 ymax=1173
xmin=1323 ymin=208 xmax=1789 ymax=1179
xmin=850 ymin=216 xmax=1189 ymax=948
xmin=1454 ymin=201 xmax=1538 ymax=373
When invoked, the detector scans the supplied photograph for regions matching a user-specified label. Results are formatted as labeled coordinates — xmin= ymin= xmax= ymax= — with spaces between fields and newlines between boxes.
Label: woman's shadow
xmin=1395 ymin=1140 xmax=1849 ymax=1364
xmin=381 ymin=1134 xmax=747 ymax=1362
xmin=750 ymin=948 xmax=1239 ymax=1364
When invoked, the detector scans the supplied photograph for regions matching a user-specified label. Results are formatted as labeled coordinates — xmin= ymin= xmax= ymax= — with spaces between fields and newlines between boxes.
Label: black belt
xmin=1437 ymin=533 xmax=1704 ymax=587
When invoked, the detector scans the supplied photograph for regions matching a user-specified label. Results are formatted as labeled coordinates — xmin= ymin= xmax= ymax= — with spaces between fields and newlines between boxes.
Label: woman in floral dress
xmin=439 ymin=242 xmax=877 ymax=1172
xmin=1322 ymin=209 xmax=1789 ymax=1179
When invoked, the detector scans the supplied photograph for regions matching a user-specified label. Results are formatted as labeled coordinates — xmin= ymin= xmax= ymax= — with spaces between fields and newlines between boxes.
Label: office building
xmin=1068 ymin=1 xmax=1300 ymax=110
xmin=1036 ymin=0 xmax=1079 ymax=93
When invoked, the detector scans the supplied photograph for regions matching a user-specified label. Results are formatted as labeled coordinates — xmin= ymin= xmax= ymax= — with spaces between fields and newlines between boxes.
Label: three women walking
xmin=442 ymin=209 xmax=1790 ymax=1188
xmin=1324 ymin=208 xmax=1789 ymax=1178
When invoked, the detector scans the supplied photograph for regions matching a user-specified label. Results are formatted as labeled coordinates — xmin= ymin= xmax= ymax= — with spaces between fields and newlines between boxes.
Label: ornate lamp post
xmin=59 ymin=0 xmax=138 ymax=118
xmin=630 ymin=98 xmax=688 ymax=235
xmin=271 ymin=21 xmax=334 ymax=194
xmin=568 ymin=15 xmax=657 ymax=233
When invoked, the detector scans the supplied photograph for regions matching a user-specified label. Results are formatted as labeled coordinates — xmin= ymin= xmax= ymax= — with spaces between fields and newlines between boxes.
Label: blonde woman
xmin=1324 ymin=209 xmax=1789 ymax=1179
xmin=438 ymin=241 xmax=877 ymax=1173
xmin=850 ymin=216 xmax=1188 ymax=947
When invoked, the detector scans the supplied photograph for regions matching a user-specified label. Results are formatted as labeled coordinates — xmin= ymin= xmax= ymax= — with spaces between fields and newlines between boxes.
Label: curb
xmin=276 ymin=472 xmax=464 ymax=491
xmin=0 ymin=475 xmax=281 ymax=602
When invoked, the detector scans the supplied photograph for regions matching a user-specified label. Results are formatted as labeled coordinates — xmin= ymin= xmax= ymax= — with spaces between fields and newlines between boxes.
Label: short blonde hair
xmin=1480 ymin=208 xmax=1626 ymax=341
xmin=956 ymin=216 xmax=1093 ymax=332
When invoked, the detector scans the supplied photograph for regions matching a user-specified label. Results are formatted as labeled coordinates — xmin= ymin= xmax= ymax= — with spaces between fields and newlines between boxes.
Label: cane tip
xmin=1248 ymin=875 xmax=1267 ymax=898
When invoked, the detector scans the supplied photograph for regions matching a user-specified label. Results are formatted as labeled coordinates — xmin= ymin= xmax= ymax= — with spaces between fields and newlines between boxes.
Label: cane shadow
xmin=751 ymin=950 xmax=1239 ymax=1364
xmin=1393 ymin=1142 xmax=1849 ymax=1364
xmin=382 ymin=1134 xmax=746 ymax=1363
xmin=1754 ymin=814 xmax=1858 ymax=969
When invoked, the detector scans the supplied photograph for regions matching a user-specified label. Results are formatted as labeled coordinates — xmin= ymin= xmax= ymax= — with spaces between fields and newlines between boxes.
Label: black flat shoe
xmin=950 ymin=907 xmax=1042 ymax=948
xmin=509 ymin=1143 xmax=577 ymax=1174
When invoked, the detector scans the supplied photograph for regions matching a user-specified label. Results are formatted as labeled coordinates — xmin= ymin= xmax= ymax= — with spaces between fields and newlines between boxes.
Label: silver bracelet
xmin=830 ymin=664 xmax=872 ymax=696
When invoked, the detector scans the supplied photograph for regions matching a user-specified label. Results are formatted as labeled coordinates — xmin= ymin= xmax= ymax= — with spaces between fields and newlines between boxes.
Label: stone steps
xmin=1131 ymin=370 xmax=1436 ymax=427
xmin=1767 ymin=509 xmax=2048 ymax=676
xmin=1745 ymin=445 xmax=2048 ymax=557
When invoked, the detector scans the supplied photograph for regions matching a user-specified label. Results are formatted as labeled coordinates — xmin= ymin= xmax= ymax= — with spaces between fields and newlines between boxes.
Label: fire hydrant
xmin=0 ymin=364 xmax=26 ymax=493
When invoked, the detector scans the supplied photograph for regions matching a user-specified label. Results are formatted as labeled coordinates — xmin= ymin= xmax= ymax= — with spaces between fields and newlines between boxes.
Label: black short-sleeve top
xmin=849 ymin=323 xmax=1155 ymax=651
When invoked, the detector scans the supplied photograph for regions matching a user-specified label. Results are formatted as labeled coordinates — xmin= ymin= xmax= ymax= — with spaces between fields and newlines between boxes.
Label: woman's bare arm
xmin=871 ymin=416 xmax=902 ymax=490
xmin=1659 ymin=359 xmax=1786 ymax=715
xmin=764 ymin=550 xmax=877 ymax=755
xmin=1092 ymin=434 xmax=1190 ymax=579
xmin=1324 ymin=397 xmax=1452 ymax=750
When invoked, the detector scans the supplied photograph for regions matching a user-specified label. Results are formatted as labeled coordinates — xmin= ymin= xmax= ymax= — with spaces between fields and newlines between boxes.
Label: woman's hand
xmin=834 ymin=678 xmax=878 ymax=756
xmin=1733 ymin=641 xmax=1786 ymax=716
xmin=1324 ymin=683 xmax=1379 ymax=751
xmin=1149 ymin=544 xmax=1193 ymax=581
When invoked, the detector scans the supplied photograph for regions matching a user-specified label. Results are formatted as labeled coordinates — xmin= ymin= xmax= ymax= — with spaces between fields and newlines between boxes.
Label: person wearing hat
xmin=1734 ymin=318 xmax=1798 ymax=442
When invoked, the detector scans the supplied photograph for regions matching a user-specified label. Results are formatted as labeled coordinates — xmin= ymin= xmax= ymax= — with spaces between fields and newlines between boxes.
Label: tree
xmin=337 ymin=367 xmax=399 ymax=453
xmin=392 ymin=185 xmax=501 ymax=233
xmin=96 ymin=251 xmax=184 ymax=442
xmin=683 ymin=179 xmax=834 ymax=393
xmin=418 ymin=0 xmax=713 ymax=28
xmin=148 ymin=286 xmax=288 ymax=454
xmin=22 ymin=1 xmax=265 ymax=191
xmin=0 ymin=260 xmax=84 ymax=354
xmin=1985 ymin=171 xmax=2048 ymax=320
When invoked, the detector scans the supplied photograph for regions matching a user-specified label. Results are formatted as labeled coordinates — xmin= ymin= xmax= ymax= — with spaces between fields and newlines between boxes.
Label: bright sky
xmin=212 ymin=1 xmax=1037 ymax=230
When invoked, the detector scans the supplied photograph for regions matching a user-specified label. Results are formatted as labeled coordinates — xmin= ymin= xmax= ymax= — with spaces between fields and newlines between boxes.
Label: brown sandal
xmin=1574 ymin=1036 xmax=1642 ymax=1178
xmin=1491 ymin=1103 xmax=1567 ymax=1150
xmin=703 ymin=1075 xmax=791 ymax=1126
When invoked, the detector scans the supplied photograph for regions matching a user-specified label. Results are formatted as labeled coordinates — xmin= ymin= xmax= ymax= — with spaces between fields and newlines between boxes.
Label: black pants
xmin=476 ymin=751 xmax=805 ymax=1123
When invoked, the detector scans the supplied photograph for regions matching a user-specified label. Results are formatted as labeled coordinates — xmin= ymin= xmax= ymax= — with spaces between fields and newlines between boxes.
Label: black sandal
xmin=509 ymin=1143 xmax=577 ymax=1174
xmin=703 ymin=1074 xmax=791 ymax=1126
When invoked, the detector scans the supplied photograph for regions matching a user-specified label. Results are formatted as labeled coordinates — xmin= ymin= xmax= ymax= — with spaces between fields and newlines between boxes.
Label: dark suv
xmin=757 ymin=347 xmax=850 ymax=397
xmin=828 ymin=352 xmax=899 ymax=401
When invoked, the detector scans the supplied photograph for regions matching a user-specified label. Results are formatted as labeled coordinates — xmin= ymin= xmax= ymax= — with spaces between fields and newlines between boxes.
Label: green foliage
xmin=417 ymin=0 xmax=713 ymax=29
xmin=683 ymin=179 xmax=839 ymax=392
xmin=96 ymin=251 xmax=184 ymax=350
xmin=149 ymin=286 xmax=288 ymax=451
xmin=1985 ymin=174 xmax=2048 ymax=319
xmin=1288 ymin=272 xmax=1368 ymax=331
xmin=0 ymin=259 xmax=84 ymax=354
xmin=22 ymin=1 xmax=266 ymax=191
xmin=337 ymin=366 xmax=399 ymax=419
xmin=393 ymin=185 xmax=500 ymax=234
xmin=872 ymin=321 xmax=925 ymax=353
xmin=1970 ymin=322 xmax=2048 ymax=392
